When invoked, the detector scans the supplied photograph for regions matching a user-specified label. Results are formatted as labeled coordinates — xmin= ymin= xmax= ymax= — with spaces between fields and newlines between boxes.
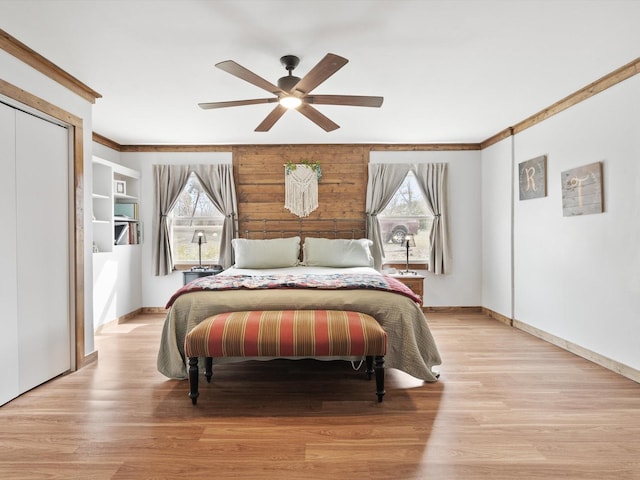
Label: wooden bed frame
xmin=239 ymin=217 xmax=367 ymax=240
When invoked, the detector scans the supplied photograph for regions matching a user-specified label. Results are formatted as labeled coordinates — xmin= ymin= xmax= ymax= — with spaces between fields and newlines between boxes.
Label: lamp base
xmin=398 ymin=269 xmax=417 ymax=275
xmin=190 ymin=266 xmax=209 ymax=271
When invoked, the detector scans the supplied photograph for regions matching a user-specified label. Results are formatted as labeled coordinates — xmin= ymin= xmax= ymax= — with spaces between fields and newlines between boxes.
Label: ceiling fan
xmin=198 ymin=53 xmax=383 ymax=132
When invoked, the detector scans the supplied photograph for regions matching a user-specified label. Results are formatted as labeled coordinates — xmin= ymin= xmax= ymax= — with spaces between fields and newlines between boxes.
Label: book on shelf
xmin=114 ymin=223 xmax=129 ymax=245
xmin=128 ymin=221 xmax=140 ymax=244
xmin=114 ymin=220 xmax=141 ymax=245
xmin=114 ymin=203 xmax=138 ymax=219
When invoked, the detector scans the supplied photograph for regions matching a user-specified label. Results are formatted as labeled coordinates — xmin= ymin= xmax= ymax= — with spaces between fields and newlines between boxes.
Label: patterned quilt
xmin=158 ymin=274 xmax=441 ymax=382
xmin=166 ymin=273 xmax=422 ymax=308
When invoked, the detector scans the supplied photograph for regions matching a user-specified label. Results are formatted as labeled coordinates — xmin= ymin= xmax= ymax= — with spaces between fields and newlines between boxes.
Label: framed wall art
xmin=114 ymin=180 xmax=126 ymax=195
xmin=518 ymin=155 xmax=547 ymax=200
xmin=561 ymin=161 xmax=603 ymax=216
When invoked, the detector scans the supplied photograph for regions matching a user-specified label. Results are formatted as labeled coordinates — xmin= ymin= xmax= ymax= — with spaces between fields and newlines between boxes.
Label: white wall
xmin=512 ymin=74 xmax=640 ymax=371
xmin=93 ymin=142 xmax=122 ymax=164
xmin=482 ymin=74 xmax=640 ymax=376
xmin=1 ymin=49 xmax=95 ymax=354
xmin=480 ymin=138 xmax=513 ymax=317
xmin=92 ymin=243 xmax=142 ymax=329
xmin=371 ymin=150 xmax=483 ymax=307
xmin=121 ymin=151 xmax=232 ymax=308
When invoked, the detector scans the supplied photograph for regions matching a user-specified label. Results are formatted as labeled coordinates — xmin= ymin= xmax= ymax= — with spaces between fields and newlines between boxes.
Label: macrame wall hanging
xmin=284 ymin=160 xmax=322 ymax=218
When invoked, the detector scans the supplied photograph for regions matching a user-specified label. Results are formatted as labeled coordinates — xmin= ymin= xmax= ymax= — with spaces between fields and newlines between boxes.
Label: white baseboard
xmin=479 ymin=307 xmax=639 ymax=384
xmin=512 ymin=318 xmax=640 ymax=384
xmin=95 ymin=308 xmax=144 ymax=334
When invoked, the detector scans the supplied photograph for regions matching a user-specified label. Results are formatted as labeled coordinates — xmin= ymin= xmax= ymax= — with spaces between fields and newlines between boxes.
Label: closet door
xmin=0 ymin=103 xmax=19 ymax=405
xmin=15 ymin=110 xmax=71 ymax=392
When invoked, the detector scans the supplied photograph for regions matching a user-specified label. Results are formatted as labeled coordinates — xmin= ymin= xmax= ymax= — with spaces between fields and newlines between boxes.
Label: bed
xmin=157 ymin=235 xmax=442 ymax=383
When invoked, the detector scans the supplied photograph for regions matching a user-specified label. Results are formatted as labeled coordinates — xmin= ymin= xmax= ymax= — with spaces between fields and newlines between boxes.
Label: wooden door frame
xmin=0 ymin=78 xmax=86 ymax=370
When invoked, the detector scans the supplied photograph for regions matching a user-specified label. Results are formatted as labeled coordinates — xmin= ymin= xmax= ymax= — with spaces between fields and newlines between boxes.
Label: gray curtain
xmin=193 ymin=164 xmax=238 ymax=269
xmin=365 ymin=163 xmax=412 ymax=270
xmin=412 ymin=163 xmax=449 ymax=274
xmin=152 ymin=165 xmax=191 ymax=276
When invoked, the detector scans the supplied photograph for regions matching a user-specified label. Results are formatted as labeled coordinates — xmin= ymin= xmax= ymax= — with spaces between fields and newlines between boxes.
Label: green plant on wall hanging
xmin=285 ymin=159 xmax=322 ymax=181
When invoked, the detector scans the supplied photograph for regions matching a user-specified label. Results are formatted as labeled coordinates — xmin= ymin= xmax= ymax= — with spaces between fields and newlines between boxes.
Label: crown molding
xmin=0 ymin=28 xmax=101 ymax=104
xmin=92 ymin=132 xmax=123 ymax=151
xmin=481 ymin=56 xmax=640 ymax=149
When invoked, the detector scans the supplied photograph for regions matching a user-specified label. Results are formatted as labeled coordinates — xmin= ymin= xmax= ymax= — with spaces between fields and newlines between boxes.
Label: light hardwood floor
xmin=1 ymin=312 xmax=639 ymax=479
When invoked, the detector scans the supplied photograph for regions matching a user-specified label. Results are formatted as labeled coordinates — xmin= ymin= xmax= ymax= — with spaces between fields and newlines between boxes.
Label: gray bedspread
xmin=157 ymin=288 xmax=442 ymax=382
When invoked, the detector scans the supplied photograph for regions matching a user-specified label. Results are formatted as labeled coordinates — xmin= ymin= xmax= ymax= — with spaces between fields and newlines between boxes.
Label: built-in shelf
xmin=92 ymin=157 xmax=141 ymax=253
xmin=114 ymin=193 xmax=137 ymax=201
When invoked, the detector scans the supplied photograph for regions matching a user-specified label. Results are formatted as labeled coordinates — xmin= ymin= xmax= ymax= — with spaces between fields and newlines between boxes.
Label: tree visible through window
xmin=169 ymin=173 xmax=224 ymax=266
xmin=379 ymin=171 xmax=433 ymax=264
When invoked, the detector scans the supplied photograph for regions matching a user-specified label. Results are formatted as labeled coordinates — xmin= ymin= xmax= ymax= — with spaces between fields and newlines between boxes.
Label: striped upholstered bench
xmin=184 ymin=310 xmax=388 ymax=404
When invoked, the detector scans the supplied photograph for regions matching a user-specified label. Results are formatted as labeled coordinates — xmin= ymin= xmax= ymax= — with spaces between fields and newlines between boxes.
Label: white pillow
xmin=303 ymin=237 xmax=374 ymax=267
xmin=232 ymin=236 xmax=300 ymax=269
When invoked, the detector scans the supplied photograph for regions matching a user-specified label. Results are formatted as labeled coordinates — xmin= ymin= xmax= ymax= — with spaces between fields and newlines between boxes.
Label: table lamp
xmin=401 ymin=234 xmax=416 ymax=275
xmin=191 ymin=229 xmax=207 ymax=269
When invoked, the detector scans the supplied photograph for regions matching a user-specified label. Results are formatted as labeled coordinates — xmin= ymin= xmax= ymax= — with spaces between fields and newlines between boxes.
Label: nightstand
xmin=389 ymin=273 xmax=424 ymax=300
xmin=182 ymin=269 xmax=220 ymax=285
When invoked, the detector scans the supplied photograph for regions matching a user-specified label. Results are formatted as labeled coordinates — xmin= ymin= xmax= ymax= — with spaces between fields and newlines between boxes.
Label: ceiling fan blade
xmin=199 ymin=98 xmax=278 ymax=109
xmin=291 ymin=53 xmax=348 ymax=95
xmin=306 ymin=95 xmax=384 ymax=108
xmin=215 ymin=60 xmax=284 ymax=95
xmin=297 ymin=103 xmax=339 ymax=132
xmin=255 ymin=104 xmax=287 ymax=132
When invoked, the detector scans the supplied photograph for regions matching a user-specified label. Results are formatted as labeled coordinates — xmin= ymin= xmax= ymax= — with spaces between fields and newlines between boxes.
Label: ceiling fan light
xmin=279 ymin=96 xmax=302 ymax=109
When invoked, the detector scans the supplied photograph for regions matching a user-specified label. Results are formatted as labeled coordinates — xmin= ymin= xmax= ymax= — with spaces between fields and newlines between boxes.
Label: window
xmin=378 ymin=171 xmax=433 ymax=264
xmin=169 ymin=173 xmax=224 ymax=266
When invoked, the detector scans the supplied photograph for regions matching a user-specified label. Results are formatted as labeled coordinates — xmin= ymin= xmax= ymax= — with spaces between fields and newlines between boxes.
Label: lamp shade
xmin=191 ymin=229 xmax=207 ymax=243
xmin=405 ymin=234 xmax=416 ymax=247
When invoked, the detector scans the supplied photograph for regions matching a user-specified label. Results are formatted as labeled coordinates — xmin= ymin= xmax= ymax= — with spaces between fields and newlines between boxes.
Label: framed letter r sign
xmin=519 ymin=155 xmax=547 ymax=200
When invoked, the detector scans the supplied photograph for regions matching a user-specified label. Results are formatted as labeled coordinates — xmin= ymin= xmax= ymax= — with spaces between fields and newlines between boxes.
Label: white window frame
xmin=168 ymin=172 xmax=224 ymax=267
xmin=379 ymin=170 xmax=433 ymax=267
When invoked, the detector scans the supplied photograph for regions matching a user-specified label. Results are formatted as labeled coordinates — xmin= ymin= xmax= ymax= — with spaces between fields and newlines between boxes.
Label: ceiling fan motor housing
xmin=278 ymin=55 xmax=301 ymax=92
xmin=278 ymin=74 xmax=301 ymax=91
xmin=280 ymin=55 xmax=300 ymax=71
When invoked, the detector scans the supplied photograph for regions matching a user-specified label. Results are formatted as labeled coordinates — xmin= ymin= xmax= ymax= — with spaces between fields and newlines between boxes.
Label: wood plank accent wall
xmin=233 ymin=145 xmax=369 ymax=239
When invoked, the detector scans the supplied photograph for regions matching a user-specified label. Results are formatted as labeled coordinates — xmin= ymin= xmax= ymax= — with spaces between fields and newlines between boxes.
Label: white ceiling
xmin=1 ymin=0 xmax=639 ymax=146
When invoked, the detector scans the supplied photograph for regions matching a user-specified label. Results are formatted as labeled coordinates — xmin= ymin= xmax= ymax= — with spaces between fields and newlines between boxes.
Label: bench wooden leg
xmin=205 ymin=357 xmax=213 ymax=383
xmin=365 ymin=355 xmax=374 ymax=379
xmin=188 ymin=357 xmax=199 ymax=405
xmin=375 ymin=355 xmax=385 ymax=402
